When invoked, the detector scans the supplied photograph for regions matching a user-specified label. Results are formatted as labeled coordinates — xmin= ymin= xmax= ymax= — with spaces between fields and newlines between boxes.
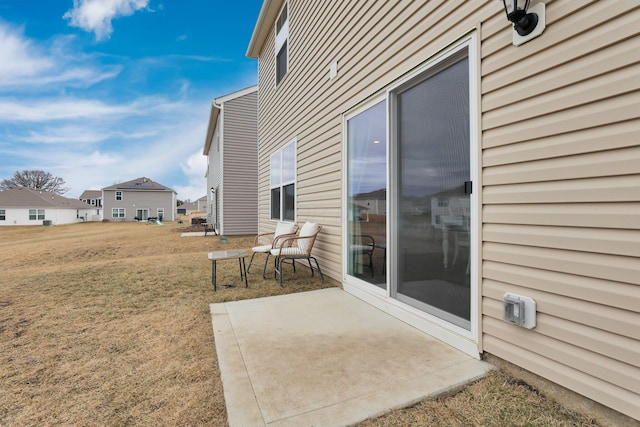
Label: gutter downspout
xmin=213 ymin=100 xmax=223 ymax=235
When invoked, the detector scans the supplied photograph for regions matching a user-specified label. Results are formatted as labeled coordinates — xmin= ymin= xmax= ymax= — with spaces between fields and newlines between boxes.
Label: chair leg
xmin=262 ymin=253 xmax=271 ymax=278
xmin=247 ymin=251 xmax=259 ymax=273
xmin=307 ymin=258 xmax=314 ymax=277
xmin=311 ymin=257 xmax=324 ymax=283
xmin=278 ymin=258 xmax=284 ymax=287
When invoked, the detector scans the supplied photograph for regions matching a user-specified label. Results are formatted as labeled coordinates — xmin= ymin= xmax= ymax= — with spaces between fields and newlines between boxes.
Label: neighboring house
xmin=247 ymin=0 xmax=639 ymax=421
xmin=102 ymin=177 xmax=176 ymax=222
xmin=203 ymin=85 xmax=258 ymax=235
xmin=79 ymin=190 xmax=103 ymax=221
xmin=0 ymin=188 xmax=95 ymax=226
xmin=177 ymin=196 xmax=207 ymax=216
xmin=352 ymin=189 xmax=386 ymax=218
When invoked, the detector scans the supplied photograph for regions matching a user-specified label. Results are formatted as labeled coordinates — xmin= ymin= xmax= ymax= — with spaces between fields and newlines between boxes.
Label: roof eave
xmin=214 ymin=85 xmax=258 ymax=104
xmin=203 ymin=102 xmax=221 ymax=155
xmin=246 ymin=0 xmax=283 ymax=58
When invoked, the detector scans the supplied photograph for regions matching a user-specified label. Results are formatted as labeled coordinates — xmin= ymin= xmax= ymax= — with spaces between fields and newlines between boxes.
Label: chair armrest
xmin=352 ymin=234 xmax=375 ymax=247
xmin=254 ymin=231 xmax=275 ymax=246
xmin=272 ymin=233 xmax=317 ymax=257
xmin=272 ymin=233 xmax=298 ymax=249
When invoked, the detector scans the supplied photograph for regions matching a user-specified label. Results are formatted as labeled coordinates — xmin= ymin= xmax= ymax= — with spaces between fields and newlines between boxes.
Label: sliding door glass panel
xmin=346 ymin=100 xmax=387 ymax=288
xmin=136 ymin=209 xmax=149 ymax=220
xmin=395 ymin=50 xmax=471 ymax=329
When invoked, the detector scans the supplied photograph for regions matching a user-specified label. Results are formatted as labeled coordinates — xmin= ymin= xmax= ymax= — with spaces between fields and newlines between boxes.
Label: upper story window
xmin=270 ymin=139 xmax=296 ymax=221
xmin=275 ymin=2 xmax=289 ymax=85
xmin=115 ymin=191 xmax=123 ymax=201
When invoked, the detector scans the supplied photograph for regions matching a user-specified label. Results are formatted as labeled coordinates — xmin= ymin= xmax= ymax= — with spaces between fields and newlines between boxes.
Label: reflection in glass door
xmin=394 ymin=48 xmax=471 ymax=329
xmin=346 ymin=100 xmax=387 ymax=289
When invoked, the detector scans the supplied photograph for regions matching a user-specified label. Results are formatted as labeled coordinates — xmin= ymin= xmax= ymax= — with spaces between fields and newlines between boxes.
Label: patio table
xmin=208 ymin=250 xmax=249 ymax=291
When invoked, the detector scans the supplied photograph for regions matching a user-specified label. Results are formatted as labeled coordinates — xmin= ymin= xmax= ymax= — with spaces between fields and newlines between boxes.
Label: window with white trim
xmin=157 ymin=208 xmax=164 ymax=220
xmin=115 ymin=191 xmax=122 ymax=201
xmin=0 ymin=209 xmax=5 ymax=220
xmin=275 ymin=2 xmax=289 ymax=85
xmin=112 ymin=208 xmax=125 ymax=218
xmin=29 ymin=209 xmax=45 ymax=220
xmin=270 ymin=139 xmax=296 ymax=221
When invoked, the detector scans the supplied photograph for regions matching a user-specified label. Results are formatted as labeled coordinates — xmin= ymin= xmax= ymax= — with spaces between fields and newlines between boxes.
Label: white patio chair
xmin=271 ymin=222 xmax=324 ymax=287
xmin=247 ymin=221 xmax=298 ymax=278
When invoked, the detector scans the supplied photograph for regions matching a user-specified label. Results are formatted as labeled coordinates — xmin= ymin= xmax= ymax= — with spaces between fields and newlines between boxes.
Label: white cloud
xmin=21 ymin=127 xmax=109 ymax=144
xmin=5 ymin=108 xmax=210 ymax=199
xmin=166 ymin=139 xmax=208 ymax=201
xmin=0 ymin=98 xmax=132 ymax=121
xmin=180 ymin=150 xmax=207 ymax=180
xmin=63 ymin=0 xmax=150 ymax=41
xmin=0 ymin=23 xmax=53 ymax=80
xmin=0 ymin=23 xmax=121 ymax=90
xmin=0 ymin=95 xmax=190 ymax=123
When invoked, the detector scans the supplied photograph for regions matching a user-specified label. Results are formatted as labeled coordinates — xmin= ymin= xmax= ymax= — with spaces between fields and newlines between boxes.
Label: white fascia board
xmin=214 ymin=85 xmax=258 ymax=104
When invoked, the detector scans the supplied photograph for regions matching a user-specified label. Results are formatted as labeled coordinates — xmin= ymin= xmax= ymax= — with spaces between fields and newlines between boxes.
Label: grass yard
xmin=0 ymin=222 xmax=600 ymax=426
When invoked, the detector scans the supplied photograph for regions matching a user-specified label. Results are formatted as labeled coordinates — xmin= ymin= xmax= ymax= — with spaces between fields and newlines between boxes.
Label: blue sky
xmin=0 ymin=0 xmax=262 ymax=201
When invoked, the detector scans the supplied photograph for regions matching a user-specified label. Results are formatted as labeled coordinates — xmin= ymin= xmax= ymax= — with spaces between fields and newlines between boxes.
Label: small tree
xmin=0 ymin=170 xmax=69 ymax=195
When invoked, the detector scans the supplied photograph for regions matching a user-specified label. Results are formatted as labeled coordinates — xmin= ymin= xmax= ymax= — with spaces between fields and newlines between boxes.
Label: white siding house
xmin=79 ymin=190 xmax=103 ymax=221
xmin=0 ymin=188 xmax=95 ymax=226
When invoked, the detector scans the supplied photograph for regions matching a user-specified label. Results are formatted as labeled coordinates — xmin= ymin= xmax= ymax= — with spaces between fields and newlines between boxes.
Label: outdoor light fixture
xmin=500 ymin=0 xmax=546 ymax=46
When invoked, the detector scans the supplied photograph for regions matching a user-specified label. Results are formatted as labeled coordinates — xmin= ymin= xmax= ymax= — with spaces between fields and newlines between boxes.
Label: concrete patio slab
xmin=180 ymin=231 xmax=206 ymax=237
xmin=210 ymin=287 xmax=492 ymax=427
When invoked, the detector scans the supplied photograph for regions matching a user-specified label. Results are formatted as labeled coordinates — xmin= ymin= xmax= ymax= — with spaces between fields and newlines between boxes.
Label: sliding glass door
xmin=344 ymin=43 xmax=474 ymax=333
xmin=393 ymin=48 xmax=471 ymax=329
xmin=136 ymin=208 xmax=149 ymax=221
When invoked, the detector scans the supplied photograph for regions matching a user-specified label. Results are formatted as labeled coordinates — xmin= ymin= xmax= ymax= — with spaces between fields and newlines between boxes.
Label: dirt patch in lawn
xmin=0 ymin=222 xmax=601 ymax=426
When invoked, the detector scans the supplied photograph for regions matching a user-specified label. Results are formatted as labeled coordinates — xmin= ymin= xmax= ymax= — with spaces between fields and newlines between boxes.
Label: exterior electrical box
xmin=503 ymin=293 xmax=537 ymax=329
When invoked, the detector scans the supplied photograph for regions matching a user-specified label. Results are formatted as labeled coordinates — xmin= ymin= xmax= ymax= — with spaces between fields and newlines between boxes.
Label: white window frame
xmin=29 ymin=209 xmax=45 ymax=220
xmin=112 ymin=208 xmax=125 ymax=218
xmin=275 ymin=1 xmax=289 ymax=85
xmin=157 ymin=208 xmax=164 ymax=219
xmin=115 ymin=191 xmax=123 ymax=201
xmin=270 ymin=139 xmax=296 ymax=222
xmin=0 ymin=209 xmax=5 ymax=220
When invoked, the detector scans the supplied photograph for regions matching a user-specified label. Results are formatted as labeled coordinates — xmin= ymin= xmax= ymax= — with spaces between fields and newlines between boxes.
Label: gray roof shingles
xmin=101 ymin=177 xmax=175 ymax=192
xmin=0 ymin=188 xmax=91 ymax=209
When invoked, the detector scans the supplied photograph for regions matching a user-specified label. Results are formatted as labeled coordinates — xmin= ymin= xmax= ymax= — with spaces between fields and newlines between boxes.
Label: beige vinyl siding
xmin=481 ymin=0 xmax=640 ymax=421
xmin=221 ymin=91 xmax=258 ymax=235
xmin=255 ymin=0 xmax=497 ymax=280
xmin=253 ymin=0 xmax=640 ymax=420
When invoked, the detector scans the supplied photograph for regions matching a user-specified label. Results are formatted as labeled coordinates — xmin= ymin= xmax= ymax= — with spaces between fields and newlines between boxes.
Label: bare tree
xmin=0 ymin=170 xmax=69 ymax=195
